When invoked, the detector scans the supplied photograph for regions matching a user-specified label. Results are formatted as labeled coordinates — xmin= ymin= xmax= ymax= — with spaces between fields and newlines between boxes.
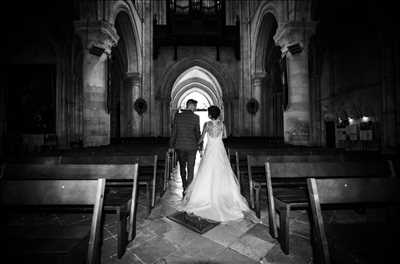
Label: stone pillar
xmin=123 ymin=72 xmax=142 ymax=137
xmin=274 ymin=22 xmax=316 ymax=145
xmin=159 ymin=97 xmax=170 ymax=137
xmin=251 ymin=73 xmax=266 ymax=136
xmin=74 ymin=20 xmax=119 ymax=147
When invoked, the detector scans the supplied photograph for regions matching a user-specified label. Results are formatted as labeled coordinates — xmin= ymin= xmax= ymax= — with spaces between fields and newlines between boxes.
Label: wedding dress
xmin=181 ymin=120 xmax=251 ymax=222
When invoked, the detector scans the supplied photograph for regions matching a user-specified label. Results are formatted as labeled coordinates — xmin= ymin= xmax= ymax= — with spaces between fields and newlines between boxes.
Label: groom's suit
xmin=169 ymin=110 xmax=201 ymax=191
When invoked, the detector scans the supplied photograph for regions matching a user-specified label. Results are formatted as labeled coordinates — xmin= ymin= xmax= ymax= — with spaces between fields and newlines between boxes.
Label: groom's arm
xmin=194 ymin=115 xmax=202 ymax=150
xmin=169 ymin=115 xmax=177 ymax=149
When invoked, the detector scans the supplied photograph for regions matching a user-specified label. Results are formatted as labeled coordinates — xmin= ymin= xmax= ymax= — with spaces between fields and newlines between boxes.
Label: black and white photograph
xmin=1 ymin=0 xmax=399 ymax=263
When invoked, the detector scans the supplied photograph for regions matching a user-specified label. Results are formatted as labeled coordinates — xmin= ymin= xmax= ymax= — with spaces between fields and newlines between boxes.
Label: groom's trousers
xmin=176 ymin=149 xmax=197 ymax=191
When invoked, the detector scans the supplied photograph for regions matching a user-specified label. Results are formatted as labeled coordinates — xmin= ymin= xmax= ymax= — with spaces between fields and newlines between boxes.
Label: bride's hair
xmin=208 ymin=106 xmax=221 ymax=120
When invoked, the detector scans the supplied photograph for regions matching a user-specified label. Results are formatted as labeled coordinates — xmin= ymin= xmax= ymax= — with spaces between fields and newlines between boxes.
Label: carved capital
xmin=74 ymin=20 xmax=119 ymax=55
xmin=251 ymin=72 xmax=269 ymax=88
xmin=125 ymin=72 xmax=141 ymax=83
xmin=274 ymin=21 xmax=316 ymax=53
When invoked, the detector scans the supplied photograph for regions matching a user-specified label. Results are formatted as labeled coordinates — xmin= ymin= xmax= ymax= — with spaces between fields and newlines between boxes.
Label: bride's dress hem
xmin=179 ymin=120 xmax=259 ymax=223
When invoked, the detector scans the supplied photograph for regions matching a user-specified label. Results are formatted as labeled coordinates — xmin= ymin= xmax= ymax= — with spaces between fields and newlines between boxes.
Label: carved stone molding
xmin=124 ymin=72 xmax=141 ymax=88
xmin=274 ymin=21 xmax=316 ymax=52
xmin=251 ymin=72 xmax=270 ymax=87
xmin=74 ymin=20 xmax=119 ymax=55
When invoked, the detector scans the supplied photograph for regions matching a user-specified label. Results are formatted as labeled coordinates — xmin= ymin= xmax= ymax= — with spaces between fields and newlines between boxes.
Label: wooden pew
xmin=87 ymin=150 xmax=170 ymax=201
xmin=0 ymin=178 xmax=105 ymax=264
xmin=154 ymin=151 xmax=171 ymax=197
xmin=247 ymin=154 xmax=341 ymax=210
xmin=234 ymin=149 xmax=316 ymax=201
xmin=61 ymin=154 xmax=157 ymax=214
xmin=307 ymin=178 xmax=400 ymax=264
xmin=6 ymin=156 xmax=62 ymax=165
xmin=265 ymin=160 xmax=395 ymax=255
xmin=2 ymin=163 xmax=139 ymax=259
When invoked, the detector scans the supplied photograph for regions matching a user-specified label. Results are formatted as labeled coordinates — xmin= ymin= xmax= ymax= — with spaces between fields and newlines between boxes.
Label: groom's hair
xmin=186 ymin=99 xmax=198 ymax=107
xmin=208 ymin=106 xmax=221 ymax=119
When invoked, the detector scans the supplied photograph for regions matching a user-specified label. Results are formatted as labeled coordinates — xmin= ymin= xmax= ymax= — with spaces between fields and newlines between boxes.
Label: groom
xmin=169 ymin=99 xmax=202 ymax=196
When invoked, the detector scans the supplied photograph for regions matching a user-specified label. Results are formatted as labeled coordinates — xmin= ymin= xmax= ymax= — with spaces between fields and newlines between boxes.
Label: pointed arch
xmin=159 ymin=57 xmax=234 ymax=100
xmin=251 ymin=1 xmax=281 ymax=74
xmin=110 ymin=0 xmax=142 ymax=73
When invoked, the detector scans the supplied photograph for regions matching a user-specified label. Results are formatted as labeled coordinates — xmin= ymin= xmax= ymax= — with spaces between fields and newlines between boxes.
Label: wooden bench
xmin=2 ymin=163 xmax=139 ymax=259
xmin=6 ymin=156 xmax=62 ymax=165
xmin=0 ymin=178 xmax=105 ymax=264
xmin=247 ymin=154 xmax=341 ymax=211
xmin=308 ymin=177 xmax=400 ymax=264
xmin=265 ymin=160 xmax=395 ymax=255
xmin=61 ymin=154 xmax=157 ymax=214
xmin=154 ymin=151 xmax=171 ymax=197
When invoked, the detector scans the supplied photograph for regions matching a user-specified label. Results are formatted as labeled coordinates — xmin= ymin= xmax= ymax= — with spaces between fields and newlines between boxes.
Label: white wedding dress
xmin=181 ymin=120 xmax=251 ymax=222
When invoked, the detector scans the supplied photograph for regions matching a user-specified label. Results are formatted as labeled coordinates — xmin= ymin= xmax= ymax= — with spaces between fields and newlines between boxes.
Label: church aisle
xmin=101 ymin=166 xmax=313 ymax=264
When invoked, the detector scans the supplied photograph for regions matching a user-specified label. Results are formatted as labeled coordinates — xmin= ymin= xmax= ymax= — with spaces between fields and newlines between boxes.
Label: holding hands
xmin=198 ymin=141 xmax=204 ymax=158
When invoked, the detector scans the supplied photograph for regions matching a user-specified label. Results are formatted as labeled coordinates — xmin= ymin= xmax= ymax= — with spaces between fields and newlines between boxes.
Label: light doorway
xmin=178 ymin=90 xmax=211 ymax=130
xmin=171 ymin=66 xmax=224 ymax=177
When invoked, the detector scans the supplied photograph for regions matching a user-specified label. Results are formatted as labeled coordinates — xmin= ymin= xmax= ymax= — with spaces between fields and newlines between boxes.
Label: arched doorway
xmin=253 ymin=11 xmax=283 ymax=137
xmin=158 ymin=58 xmax=235 ymax=137
xmin=170 ymin=66 xmax=224 ymax=132
xmin=110 ymin=10 xmax=140 ymax=140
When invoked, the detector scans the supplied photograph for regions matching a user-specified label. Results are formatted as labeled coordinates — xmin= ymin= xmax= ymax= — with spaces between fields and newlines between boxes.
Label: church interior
xmin=1 ymin=0 xmax=399 ymax=263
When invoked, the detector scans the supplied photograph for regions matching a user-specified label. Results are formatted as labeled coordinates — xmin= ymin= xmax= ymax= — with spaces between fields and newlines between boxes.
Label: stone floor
xmin=99 ymin=164 xmax=314 ymax=264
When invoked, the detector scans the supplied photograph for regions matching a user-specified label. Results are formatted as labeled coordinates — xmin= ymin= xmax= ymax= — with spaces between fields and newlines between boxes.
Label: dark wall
xmin=7 ymin=65 xmax=56 ymax=134
xmin=310 ymin=0 xmax=400 ymax=150
xmin=2 ymin=0 xmax=79 ymax=153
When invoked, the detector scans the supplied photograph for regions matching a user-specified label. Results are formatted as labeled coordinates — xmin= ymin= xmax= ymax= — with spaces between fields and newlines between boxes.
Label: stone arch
xmin=160 ymin=58 xmax=234 ymax=100
xmin=251 ymin=1 xmax=282 ymax=74
xmin=159 ymin=58 xmax=235 ymax=135
xmin=250 ymin=2 xmax=284 ymax=137
xmin=171 ymin=77 xmax=222 ymax=109
xmin=176 ymin=86 xmax=215 ymax=109
xmin=170 ymin=67 xmax=224 ymax=116
xmin=109 ymin=0 xmax=142 ymax=73
xmin=252 ymin=12 xmax=278 ymax=74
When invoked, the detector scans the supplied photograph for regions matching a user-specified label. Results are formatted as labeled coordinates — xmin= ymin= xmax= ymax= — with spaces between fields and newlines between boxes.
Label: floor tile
xmin=132 ymin=236 xmax=179 ymax=264
xmin=229 ymin=234 xmax=275 ymax=261
xmin=212 ymin=248 xmax=259 ymax=264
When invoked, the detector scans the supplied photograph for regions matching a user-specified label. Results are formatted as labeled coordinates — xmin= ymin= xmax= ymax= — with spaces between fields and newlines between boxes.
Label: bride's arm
xmin=222 ymin=123 xmax=227 ymax=139
xmin=198 ymin=122 xmax=208 ymax=145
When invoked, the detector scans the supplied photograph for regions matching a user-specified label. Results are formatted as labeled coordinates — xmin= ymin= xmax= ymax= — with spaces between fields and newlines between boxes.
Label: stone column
xmin=274 ymin=22 xmax=316 ymax=145
xmin=124 ymin=72 xmax=142 ymax=137
xmin=74 ymin=20 xmax=119 ymax=147
xmin=158 ymin=97 xmax=170 ymax=137
xmin=251 ymin=73 xmax=266 ymax=136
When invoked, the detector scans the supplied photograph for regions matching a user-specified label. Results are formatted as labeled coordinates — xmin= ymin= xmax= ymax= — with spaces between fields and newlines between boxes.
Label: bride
xmin=180 ymin=105 xmax=254 ymax=222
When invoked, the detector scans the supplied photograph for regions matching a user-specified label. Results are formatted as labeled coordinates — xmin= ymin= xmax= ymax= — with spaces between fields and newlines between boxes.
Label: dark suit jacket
xmin=169 ymin=110 xmax=201 ymax=150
